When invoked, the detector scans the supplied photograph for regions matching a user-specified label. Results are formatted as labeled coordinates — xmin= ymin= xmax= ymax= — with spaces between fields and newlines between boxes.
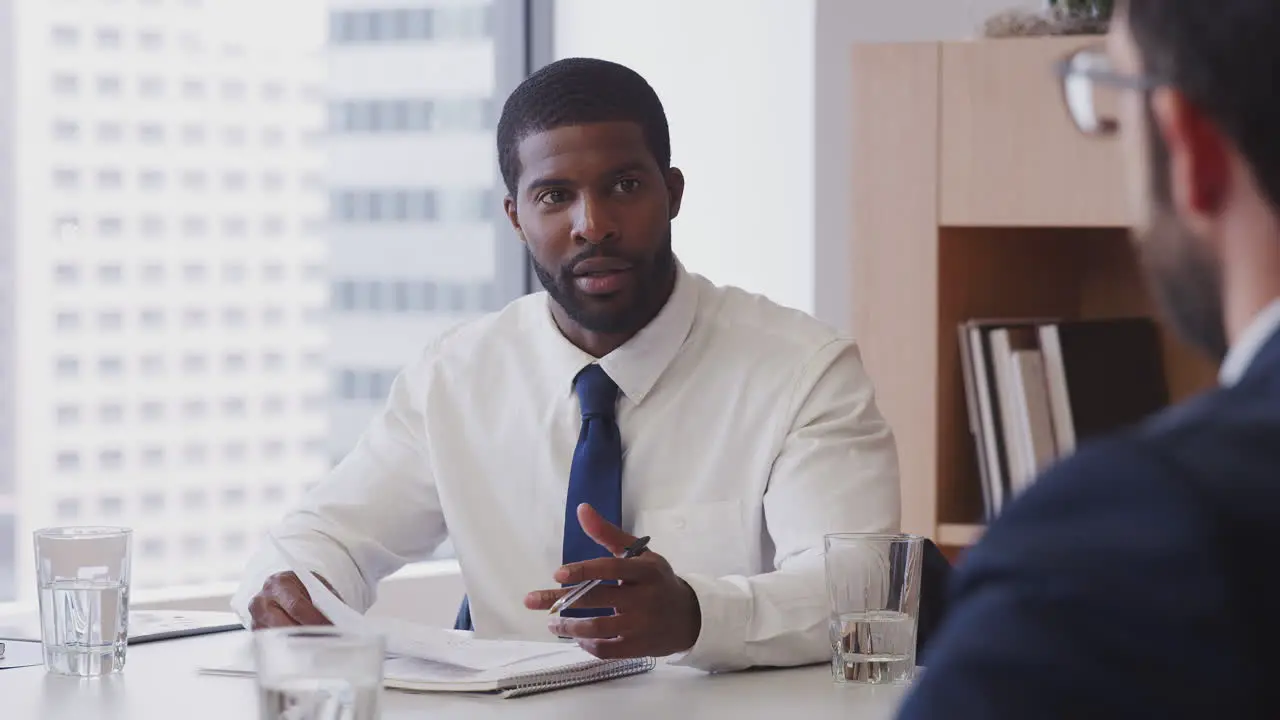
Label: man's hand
xmin=524 ymin=503 xmax=702 ymax=659
xmin=248 ymin=571 xmax=337 ymax=630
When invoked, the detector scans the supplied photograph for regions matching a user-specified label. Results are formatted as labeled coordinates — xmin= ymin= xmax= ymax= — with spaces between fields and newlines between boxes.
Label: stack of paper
xmin=197 ymin=536 xmax=654 ymax=697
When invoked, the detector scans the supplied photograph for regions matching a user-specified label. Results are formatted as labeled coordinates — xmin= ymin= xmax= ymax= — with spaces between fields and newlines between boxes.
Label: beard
xmin=531 ymin=228 xmax=676 ymax=336
xmin=1136 ymin=119 xmax=1230 ymax=363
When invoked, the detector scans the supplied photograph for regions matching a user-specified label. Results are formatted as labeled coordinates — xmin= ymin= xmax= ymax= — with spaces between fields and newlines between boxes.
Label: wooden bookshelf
xmin=849 ymin=37 xmax=1218 ymax=557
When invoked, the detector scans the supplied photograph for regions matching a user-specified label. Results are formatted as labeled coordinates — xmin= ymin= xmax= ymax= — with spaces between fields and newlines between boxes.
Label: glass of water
xmin=254 ymin=626 xmax=385 ymax=720
xmin=34 ymin=525 xmax=132 ymax=676
xmin=824 ymin=532 xmax=924 ymax=685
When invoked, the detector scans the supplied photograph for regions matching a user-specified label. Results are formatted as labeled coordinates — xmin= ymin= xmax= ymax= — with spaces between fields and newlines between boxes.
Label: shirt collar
xmin=1219 ymin=297 xmax=1280 ymax=386
xmin=536 ymin=261 xmax=699 ymax=405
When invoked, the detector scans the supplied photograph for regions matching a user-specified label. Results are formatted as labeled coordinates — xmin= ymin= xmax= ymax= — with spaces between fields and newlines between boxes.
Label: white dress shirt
xmin=1219 ymin=297 xmax=1280 ymax=387
xmin=231 ymin=263 xmax=901 ymax=672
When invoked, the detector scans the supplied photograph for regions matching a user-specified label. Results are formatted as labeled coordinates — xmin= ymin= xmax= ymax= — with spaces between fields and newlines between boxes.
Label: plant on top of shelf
xmin=982 ymin=0 xmax=1114 ymax=38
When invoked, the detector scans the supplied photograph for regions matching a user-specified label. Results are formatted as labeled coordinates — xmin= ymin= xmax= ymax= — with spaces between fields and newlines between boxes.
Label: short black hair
xmin=1125 ymin=0 xmax=1280 ymax=210
xmin=496 ymin=57 xmax=671 ymax=196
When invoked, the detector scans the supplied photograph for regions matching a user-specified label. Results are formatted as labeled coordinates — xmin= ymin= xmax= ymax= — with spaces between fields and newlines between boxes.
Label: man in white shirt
xmin=233 ymin=57 xmax=900 ymax=672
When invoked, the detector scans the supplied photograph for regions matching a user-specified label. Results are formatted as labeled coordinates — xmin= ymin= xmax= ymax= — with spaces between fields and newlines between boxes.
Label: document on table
xmin=268 ymin=534 xmax=564 ymax=671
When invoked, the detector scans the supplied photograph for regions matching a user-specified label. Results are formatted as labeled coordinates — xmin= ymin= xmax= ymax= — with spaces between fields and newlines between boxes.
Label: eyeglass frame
xmin=1053 ymin=44 xmax=1168 ymax=136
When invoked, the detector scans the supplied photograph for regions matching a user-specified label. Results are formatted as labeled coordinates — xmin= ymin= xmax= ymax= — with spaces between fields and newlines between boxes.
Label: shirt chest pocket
xmin=633 ymin=499 xmax=749 ymax=578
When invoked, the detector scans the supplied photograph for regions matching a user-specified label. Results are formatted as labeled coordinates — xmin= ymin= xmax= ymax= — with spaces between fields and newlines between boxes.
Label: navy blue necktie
xmin=561 ymin=364 xmax=623 ymax=618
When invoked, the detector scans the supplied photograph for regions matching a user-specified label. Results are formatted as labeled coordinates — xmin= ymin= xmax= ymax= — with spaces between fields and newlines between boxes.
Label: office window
xmin=55 ymin=357 xmax=79 ymax=378
xmin=181 ymin=125 xmax=206 ymax=145
xmin=0 ymin=0 xmax=521 ymax=596
xmin=221 ymin=264 xmax=247 ymax=283
xmin=55 ymin=499 xmax=80 ymax=520
xmin=141 ymin=264 xmax=165 ymax=284
xmin=263 ymin=307 xmax=284 ymax=326
xmin=141 ymin=447 xmax=165 ymax=467
xmin=140 ymin=402 xmax=165 ymax=421
xmin=138 ymin=31 xmax=164 ymax=51
xmin=140 ymin=309 xmax=165 ymax=329
xmin=182 ymin=355 xmax=207 ymax=374
xmin=182 ymin=308 xmax=208 ymax=327
xmin=221 ymin=487 xmax=246 ymax=506
xmin=139 ymin=124 xmax=165 ymax=144
xmin=99 ymin=449 xmax=124 ymax=471
xmin=55 ymin=312 xmax=80 ymax=332
xmin=54 ymin=264 xmax=79 ymax=284
xmin=181 ymin=536 xmax=206 ymax=557
xmin=141 ymin=493 xmax=165 ymax=514
xmin=96 ymin=28 xmax=122 ymax=49
xmin=96 ymin=76 xmax=122 ymax=96
xmin=98 ymin=311 xmax=123 ymax=331
xmin=55 ymin=452 xmax=80 ymax=472
xmin=223 ymin=441 xmax=247 ymax=461
xmin=140 ymin=169 xmax=166 ymax=190
xmin=99 ymin=496 xmax=124 ymax=516
xmin=181 ymin=400 xmax=207 ymax=419
xmin=56 ymin=406 xmax=80 ymax=425
xmin=97 ymin=170 xmax=123 ymax=190
xmin=222 ymin=217 xmax=247 ymax=237
xmin=140 ymin=355 xmax=165 ymax=376
xmin=262 ymin=396 xmax=286 ymax=415
xmin=53 ymin=120 xmax=80 ymax=141
xmin=52 ymin=26 xmax=80 ymax=47
xmin=182 ymin=489 xmax=206 ymax=511
xmin=141 ymin=217 xmax=166 ymax=238
xmin=141 ymin=538 xmax=165 ymax=558
xmin=53 ymin=169 xmax=79 ymax=189
xmin=139 ymin=77 xmax=165 ymax=98
xmin=98 ymin=264 xmax=123 ymax=284
xmin=182 ymin=217 xmax=208 ymax=237
xmin=182 ymin=264 xmax=207 ymax=282
xmin=223 ymin=532 xmax=247 ymax=553
xmin=182 ymin=171 xmax=207 ymax=191
xmin=99 ymin=403 xmax=124 ymax=423
xmin=98 ymin=357 xmax=123 ymax=377
xmin=52 ymin=74 xmax=80 ymax=95
xmin=97 ymin=217 xmax=123 ymax=238
xmin=97 ymin=122 xmax=123 ymax=143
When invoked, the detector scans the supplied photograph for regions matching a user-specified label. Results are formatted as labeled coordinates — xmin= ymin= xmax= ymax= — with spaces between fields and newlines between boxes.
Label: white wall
xmin=554 ymin=0 xmax=817 ymax=316
xmin=554 ymin=0 xmax=1040 ymax=329
xmin=813 ymin=0 xmax=1041 ymax=332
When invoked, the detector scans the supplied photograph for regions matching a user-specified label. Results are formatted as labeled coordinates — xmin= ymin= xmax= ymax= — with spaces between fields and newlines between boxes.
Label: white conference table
xmin=0 ymin=629 xmax=912 ymax=719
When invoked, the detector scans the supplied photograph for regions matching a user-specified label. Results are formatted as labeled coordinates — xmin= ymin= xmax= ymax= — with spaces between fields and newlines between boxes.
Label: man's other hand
xmin=248 ymin=571 xmax=336 ymax=629
xmin=524 ymin=503 xmax=702 ymax=659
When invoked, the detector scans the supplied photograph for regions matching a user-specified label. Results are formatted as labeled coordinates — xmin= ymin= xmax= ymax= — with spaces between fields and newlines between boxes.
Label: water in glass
xmin=258 ymin=676 xmax=381 ymax=720
xmin=38 ymin=578 xmax=129 ymax=676
xmin=830 ymin=609 xmax=915 ymax=684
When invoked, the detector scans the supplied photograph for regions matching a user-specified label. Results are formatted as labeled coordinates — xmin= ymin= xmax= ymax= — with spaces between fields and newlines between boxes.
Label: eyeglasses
xmin=1054 ymin=45 xmax=1165 ymax=136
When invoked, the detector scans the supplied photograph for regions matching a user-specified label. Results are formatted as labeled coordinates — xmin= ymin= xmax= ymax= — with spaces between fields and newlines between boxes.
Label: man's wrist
xmin=679 ymin=578 xmax=702 ymax=652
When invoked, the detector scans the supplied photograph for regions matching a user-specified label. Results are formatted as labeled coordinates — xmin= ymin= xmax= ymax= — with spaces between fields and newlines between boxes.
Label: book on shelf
xmin=958 ymin=317 xmax=1169 ymax=521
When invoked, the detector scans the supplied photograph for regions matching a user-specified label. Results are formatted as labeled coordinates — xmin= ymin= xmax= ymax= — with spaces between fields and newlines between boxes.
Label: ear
xmin=665 ymin=167 xmax=686 ymax=221
xmin=1149 ymin=87 xmax=1230 ymax=233
xmin=503 ymin=194 xmax=527 ymax=245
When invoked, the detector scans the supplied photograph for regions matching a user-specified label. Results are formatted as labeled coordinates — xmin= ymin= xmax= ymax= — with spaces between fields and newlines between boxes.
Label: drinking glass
xmin=254 ymin=626 xmax=385 ymax=720
xmin=34 ymin=526 xmax=132 ymax=676
xmin=824 ymin=533 xmax=924 ymax=685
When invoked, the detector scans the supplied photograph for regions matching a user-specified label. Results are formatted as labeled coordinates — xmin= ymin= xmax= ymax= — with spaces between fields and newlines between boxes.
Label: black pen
xmin=548 ymin=536 xmax=650 ymax=615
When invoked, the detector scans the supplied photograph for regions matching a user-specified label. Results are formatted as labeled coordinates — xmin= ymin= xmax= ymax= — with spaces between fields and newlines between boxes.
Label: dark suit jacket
xmin=897 ymin=329 xmax=1280 ymax=719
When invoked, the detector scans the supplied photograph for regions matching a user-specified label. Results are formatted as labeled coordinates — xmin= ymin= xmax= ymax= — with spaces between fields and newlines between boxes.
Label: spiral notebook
xmin=199 ymin=640 xmax=655 ymax=698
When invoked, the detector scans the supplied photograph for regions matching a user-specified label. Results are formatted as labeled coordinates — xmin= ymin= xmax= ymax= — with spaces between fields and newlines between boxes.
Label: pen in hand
xmin=547 ymin=535 xmax=651 ymax=615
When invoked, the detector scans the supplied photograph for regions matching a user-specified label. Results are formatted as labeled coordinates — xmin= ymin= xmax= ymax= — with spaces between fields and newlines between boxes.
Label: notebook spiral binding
xmin=501 ymin=656 xmax=657 ymax=698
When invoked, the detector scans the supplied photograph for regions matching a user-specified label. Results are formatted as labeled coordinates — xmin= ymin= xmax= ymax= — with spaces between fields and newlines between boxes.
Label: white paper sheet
xmin=267 ymin=534 xmax=566 ymax=671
